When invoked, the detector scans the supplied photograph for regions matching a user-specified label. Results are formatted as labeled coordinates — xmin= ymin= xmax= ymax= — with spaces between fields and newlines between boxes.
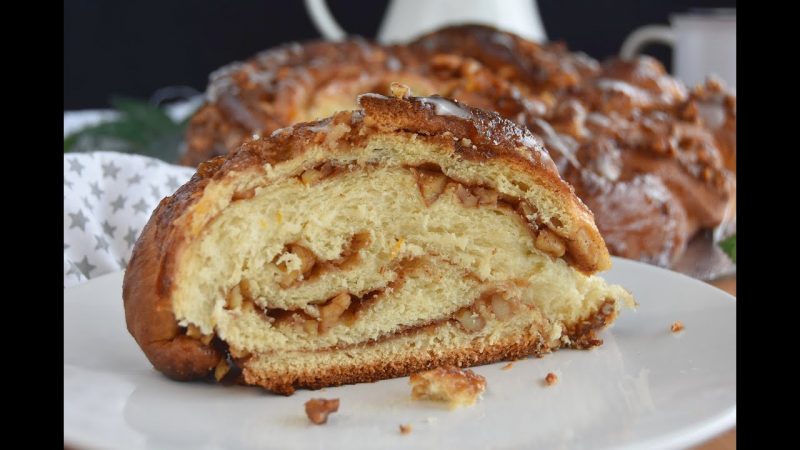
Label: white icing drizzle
xmin=385 ymin=55 xmax=402 ymax=72
xmin=489 ymin=32 xmax=515 ymax=51
xmin=519 ymin=131 xmax=543 ymax=150
xmin=270 ymin=126 xmax=292 ymax=137
xmin=356 ymin=92 xmax=389 ymax=104
xmin=207 ymin=62 xmax=246 ymax=103
xmin=532 ymin=118 xmax=579 ymax=168
xmin=586 ymin=112 xmax=612 ymax=129
xmin=596 ymin=78 xmax=651 ymax=103
xmin=419 ymin=96 xmax=473 ymax=120
xmin=697 ymin=102 xmax=726 ymax=129
xmin=306 ymin=119 xmax=333 ymax=133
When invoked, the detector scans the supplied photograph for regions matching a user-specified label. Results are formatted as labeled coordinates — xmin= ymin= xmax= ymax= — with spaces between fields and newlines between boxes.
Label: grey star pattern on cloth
xmin=102 ymin=161 xmax=121 ymax=179
xmin=90 ymin=182 xmax=103 ymax=200
xmin=166 ymin=175 xmax=181 ymax=191
xmin=65 ymin=151 xmax=197 ymax=288
xmin=94 ymin=234 xmax=110 ymax=252
xmin=132 ymin=198 xmax=149 ymax=214
xmin=128 ymin=173 xmax=143 ymax=185
xmin=68 ymin=209 xmax=89 ymax=231
xmin=66 ymin=261 xmax=83 ymax=279
xmin=102 ymin=220 xmax=116 ymax=237
xmin=110 ymin=195 xmax=126 ymax=213
xmin=69 ymin=159 xmax=85 ymax=176
xmin=150 ymin=184 xmax=162 ymax=201
xmin=75 ymin=256 xmax=96 ymax=276
xmin=124 ymin=227 xmax=138 ymax=248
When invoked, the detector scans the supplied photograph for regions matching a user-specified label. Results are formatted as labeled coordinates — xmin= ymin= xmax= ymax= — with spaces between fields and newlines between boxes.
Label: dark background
xmin=64 ymin=0 xmax=735 ymax=110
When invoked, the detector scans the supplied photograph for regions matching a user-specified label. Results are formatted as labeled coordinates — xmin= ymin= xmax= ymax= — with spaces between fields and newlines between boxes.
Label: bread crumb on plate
xmin=304 ymin=398 xmax=339 ymax=424
xmin=409 ymin=366 xmax=486 ymax=408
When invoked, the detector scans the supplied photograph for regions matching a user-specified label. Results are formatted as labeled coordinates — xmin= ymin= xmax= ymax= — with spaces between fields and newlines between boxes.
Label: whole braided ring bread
xmin=182 ymin=24 xmax=736 ymax=268
xmin=125 ymin=92 xmax=634 ymax=394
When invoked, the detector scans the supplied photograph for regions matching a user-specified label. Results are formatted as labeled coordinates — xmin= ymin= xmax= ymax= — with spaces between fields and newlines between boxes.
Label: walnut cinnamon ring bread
xmin=182 ymin=24 xmax=735 ymax=270
xmin=125 ymin=90 xmax=634 ymax=395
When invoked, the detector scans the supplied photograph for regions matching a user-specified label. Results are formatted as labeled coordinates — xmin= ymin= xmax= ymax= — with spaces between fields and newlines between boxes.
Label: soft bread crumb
xmin=409 ymin=366 xmax=486 ymax=408
xmin=671 ymin=321 xmax=685 ymax=332
xmin=304 ymin=398 xmax=340 ymax=424
xmin=399 ymin=423 xmax=413 ymax=435
xmin=544 ymin=372 xmax=558 ymax=386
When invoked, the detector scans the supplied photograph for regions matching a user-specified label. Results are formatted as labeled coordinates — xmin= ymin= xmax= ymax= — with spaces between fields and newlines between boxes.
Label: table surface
xmin=693 ymin=275 xmax=736 ymax=450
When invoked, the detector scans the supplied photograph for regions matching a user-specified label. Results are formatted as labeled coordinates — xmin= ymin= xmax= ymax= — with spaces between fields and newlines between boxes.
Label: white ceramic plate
xmin=64 ymin=258 xmax=735 ymax=450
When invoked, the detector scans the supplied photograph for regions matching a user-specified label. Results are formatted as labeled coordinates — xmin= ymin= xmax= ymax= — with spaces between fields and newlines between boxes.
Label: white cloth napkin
xmin=64 ymin=151 xmax=195 ymax=288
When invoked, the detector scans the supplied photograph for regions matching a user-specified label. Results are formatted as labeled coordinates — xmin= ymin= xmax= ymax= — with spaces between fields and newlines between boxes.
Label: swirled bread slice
xmin=124 ymin=90 xmax=634 ymax=395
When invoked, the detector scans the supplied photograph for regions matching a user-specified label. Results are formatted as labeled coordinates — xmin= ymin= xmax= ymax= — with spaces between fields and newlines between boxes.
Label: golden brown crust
xmin=122 ymin=158 xmax=228 ymax=381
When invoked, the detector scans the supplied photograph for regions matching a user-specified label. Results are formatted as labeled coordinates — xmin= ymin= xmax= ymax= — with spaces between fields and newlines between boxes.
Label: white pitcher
xmin=621 ymin=9 xmax=736 ymax=88
xmin=304 ymin=0 xmax=547 ymax=43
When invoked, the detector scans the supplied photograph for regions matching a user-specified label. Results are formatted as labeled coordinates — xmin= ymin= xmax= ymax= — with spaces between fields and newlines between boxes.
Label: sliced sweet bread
xmin=123 ymin=89 xmax=634 ymax=394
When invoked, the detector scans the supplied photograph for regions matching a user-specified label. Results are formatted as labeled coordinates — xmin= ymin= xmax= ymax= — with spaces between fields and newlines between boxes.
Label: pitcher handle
xmin=304 ymin=0 xmax=348 ymax=41
xmin=620 ymin=25 xmax=675 ymax=60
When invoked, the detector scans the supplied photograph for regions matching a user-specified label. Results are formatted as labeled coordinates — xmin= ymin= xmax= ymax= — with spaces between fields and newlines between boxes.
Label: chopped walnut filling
xmin=390 ymin=82 xmax=412 ymax=99
xmin=272 ymin=233 xmax=372 ymax=289
xmin=214 ymin=359 xmax=230 ymax=381
xmin=318 ymin=293 xmax=351 ymax=333
xmin=185 ymin=324 xmax=214 ymax=345
xmin=410 ymin=167 xmax=449 ymax=206
xmin=454 ymin=309 xmax=486 ymax=332
xmin=454 ymin=183 xmax=479 ymax=207
xmin=275 ymin=243 xmax=317 ymax=288
xmin=410 ymin=165 xmax=569 ymax=262
xmin=535 ymin=229 xmax=566 ymax=257
xmin=300 ymin=161 xmax=335 ymax=186
xmin=305 ymin=398 xmax=340 ymax=424
xmin=453 ymin=290 xmax=521 ymax=333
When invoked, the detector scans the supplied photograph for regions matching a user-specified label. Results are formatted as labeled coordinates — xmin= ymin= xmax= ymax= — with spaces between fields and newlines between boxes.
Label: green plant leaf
xmin=63 ymin=96 xmax=189 ymax=162
xmin=718 ymin=234 xmax=736 ymax=263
